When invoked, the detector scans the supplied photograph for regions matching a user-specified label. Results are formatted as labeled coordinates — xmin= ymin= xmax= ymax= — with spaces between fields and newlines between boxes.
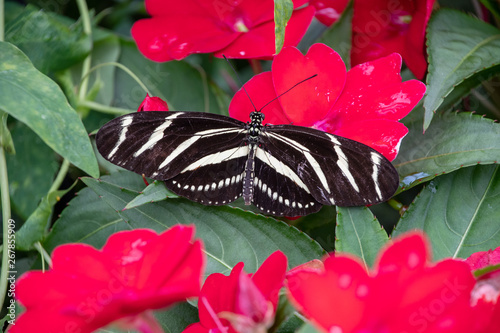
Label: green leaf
xmin=16 ymin=184 xmax=75 ymax=251
xmin=394 ymin=111 xmax=500 ymax=192
xmin=296 ymin=322 xmax=322 ymax=333
xmin=6 ymin=122 xmax=59 ymax=220
xmin=274 ymin=0 xmax=294 ymax=54
xmin=0 ymin=111 xmax=15 ymax=154
xmin=318 ymin=1 xmax=353 ymax=67
xmin=124 ymin=181 xmax=178 ymax=210
xmin=45 ymin=172 xmax=324 ymax=276
xmin=5 ymin=6 xmax=91 ymax=73
xmin=335 ymin=206 xmax=388 ymax=269
xmin=394 ymin=165 xmax=500 ymax=260
xmin=424 ymin=9 xmax=500 ymax=130
xmin=114 ymin=39 xmax=223 ymax=114
xmin=0 ymin=42 xmax=99 ymax=178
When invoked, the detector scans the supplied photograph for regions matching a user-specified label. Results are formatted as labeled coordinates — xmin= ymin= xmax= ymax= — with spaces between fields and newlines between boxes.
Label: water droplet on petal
xmin=168 ymin=41 xmax=192 ymax=60
xmin=338 ymin=273 xmax=352 ymax=289
xmin=407 ymin=251 xmax=421 ymax=269
xmin=329 ymin=326 xmax=343 ymax=333
xmin=239 ymin=51 xmax=246 ymax=56
xmin=356 ymin=284 xmax=369 ymax=299
xmin=121 ymin=238 xmax=147 ymax=264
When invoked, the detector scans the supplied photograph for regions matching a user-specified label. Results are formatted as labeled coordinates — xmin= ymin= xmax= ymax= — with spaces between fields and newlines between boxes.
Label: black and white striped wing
xmin=96 ymin=111 xmax=248 ymax=205
xmin=252 ymin=125 xmax=399 ymax=215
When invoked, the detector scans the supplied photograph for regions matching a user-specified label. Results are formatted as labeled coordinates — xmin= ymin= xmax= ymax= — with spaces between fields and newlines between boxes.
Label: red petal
xmin=465 ymin=246 xmax=500 ymax=271
xmin=327 ymin=54 xmax=425 ymax=126
xmin=228 ymin=72 xmax=289 ymax=125
xmin=138 ymin=94 xmax=169 ymax=111
xmin=198 ymin=263 xmax=244 ymax=326
xmin=131 ymin=16 xmax=238 ymax=62
xmin=311 ymin=0 xmax=350 ymax=26
xmin=251 ymin=251 xmax=287 ymax=309
xmin=332 ymin=119 xmax=408 ymax=161
xmin=214 ymin=6 xmax=315 ymax=59
xmin=287 ymin=255 xmax=371 ymax=332
xmin=272 ymin=44 xmax=347 ymax=126
xmin=403 ymin=0 xmax=435 ymax=79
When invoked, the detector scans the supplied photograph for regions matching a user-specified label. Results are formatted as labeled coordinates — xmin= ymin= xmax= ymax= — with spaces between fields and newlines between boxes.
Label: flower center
xmin=234 ymin=19 xmax=249 ymax=32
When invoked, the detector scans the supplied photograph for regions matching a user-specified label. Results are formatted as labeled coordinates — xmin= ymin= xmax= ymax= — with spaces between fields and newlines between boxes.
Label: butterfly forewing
xmin=96 ymin=111 xmax=249 ymax=205
xmin=259 ymin=125 xmax=399 ymax=207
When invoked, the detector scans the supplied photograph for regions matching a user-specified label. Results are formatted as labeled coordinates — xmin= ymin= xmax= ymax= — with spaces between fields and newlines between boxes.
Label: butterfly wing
xmin=256 ymin=124 xmax=399 ymax=213
xmin=96 ymin=111 xmax=249 ymax=205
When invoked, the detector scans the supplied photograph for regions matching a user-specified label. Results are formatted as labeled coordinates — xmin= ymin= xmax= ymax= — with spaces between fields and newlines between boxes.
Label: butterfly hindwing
xmin=259 ymin=124 xmax=399 ymax=207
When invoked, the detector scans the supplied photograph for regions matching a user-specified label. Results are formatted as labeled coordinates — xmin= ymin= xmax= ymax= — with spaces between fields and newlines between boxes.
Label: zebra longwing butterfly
xmin=96 ymin=110 xmax=399 ymax=216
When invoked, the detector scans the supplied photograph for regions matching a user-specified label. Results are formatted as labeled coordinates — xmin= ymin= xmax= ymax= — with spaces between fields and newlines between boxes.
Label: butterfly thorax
xmin=247 ymin=111 xmax=265 ymax=143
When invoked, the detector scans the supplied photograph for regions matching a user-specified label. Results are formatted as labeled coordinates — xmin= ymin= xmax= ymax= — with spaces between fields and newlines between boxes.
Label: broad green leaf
xmin=124 ymin=181 xmax=178 ymax=210
xmin=424 ymin=9 xmax=500 ymax=130
xmin=296 ymin=322 xmax=322 ymax=333
xmin=394 ymin=110 xmax=500 ymax=192
xmin=6 ymin=122 xmax=59 ymax=220
xmin=335 ymin=206 xmax=388 ymax=269
xmin=45 ymin=172 xmax=324 ymax=277
xmin=394 ymin=165 xmax=500 ymax=260
xmin=274 ymin=0 xmax=294 ymax=54
xmin=0 ymin=111 xmax=15 ymax=154
xmin=0 ymin=42 xmax=99 ymax=178
xmin=295 ymin=205 xmax=337 ymax=252
xmin=5 ymin=6 xmax=91 ymax=73
xmin=114 ymin=39 xmax=223 ymax=114
xmin=277 ymin=315 xmax=306 ymax=333
xmin=318 ymin=0 xmax=353 ymax=67
xmin=16 ymin=185 xmax=74 ymax=251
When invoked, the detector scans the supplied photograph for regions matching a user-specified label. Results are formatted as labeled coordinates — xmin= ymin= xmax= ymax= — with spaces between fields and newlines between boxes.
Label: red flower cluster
xmin=131 ymin=0 xmax=315 ymax=62
xmin=229 ymin=43 xmax=426 ymax=161
xmin=287 ymin=234 xmax=500 ymax=333
xmin=13 ymin=226 xmax=204 ymax=333
xmin=351 ymin=0 xmax=436 ymax=79
xmin=183 ymin=251 xmax=287 ymax=333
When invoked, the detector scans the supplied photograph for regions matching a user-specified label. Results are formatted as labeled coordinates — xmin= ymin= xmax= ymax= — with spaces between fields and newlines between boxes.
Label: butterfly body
xmin=96 ymin=111 xmax=399 ymax=216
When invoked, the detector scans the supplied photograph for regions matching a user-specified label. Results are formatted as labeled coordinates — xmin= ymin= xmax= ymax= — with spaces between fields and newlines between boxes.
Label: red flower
xmin=470 ymin=268 xmax=500 ymax=333
xmin=465 ymin=246 xmax=500 ymax=271
xmin=13 ymin=226 xmax=205 ymax=333
xmin=310 ymin=0 xmax=349 ymax=26
xmin=131 ymin=0 xmax=315 ymax=62
xmin=286 ymin=232 xmax=477 ymax=333
xmin=351 ymin=0 xmax=435 ymax=79
xmin=138 ymin=93 xmax=169 ymax=111
xmin=229 ymin=43 xmax=426 ymax=161
xmin=465 ymin=247 xmax=500 ymax=333
xmin=183 ymin=251 xmax=287 ymax=333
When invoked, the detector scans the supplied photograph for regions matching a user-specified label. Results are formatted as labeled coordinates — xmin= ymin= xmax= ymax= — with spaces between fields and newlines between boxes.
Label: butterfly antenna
xmin=259 ymin=74 xmax=317 ymax=112
xmin=223 ymin=55 xmax=259 ymax=112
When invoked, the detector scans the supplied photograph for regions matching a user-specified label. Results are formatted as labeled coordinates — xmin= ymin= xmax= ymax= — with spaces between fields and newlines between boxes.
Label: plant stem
xmin=76 ymin=0 xmax=93 ymax=102
xmin=0 ymin=0 xmax=4 ymax=42
xmin=80 ymin=100 xmax=134 ymax=115
xmin=0 ymin=0 xmax=11 ymax=311
xmin=34 ymin=242 xmax=52 ymax=271
xmin=49 ymin=159 xmax=70 ymax=193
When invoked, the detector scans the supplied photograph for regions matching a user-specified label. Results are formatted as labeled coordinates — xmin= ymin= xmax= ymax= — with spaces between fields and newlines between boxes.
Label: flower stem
xmin=34 ymin=242 xmax=52 ymax=271
xmin=0 ymin=0 xmax=11 ymax=310
xmin=76 ymin=0 xmax=93 ymax=102
xmin=249 ymin=59 xmax=263 ymax=75
xmin=80 ymin=100 xmax=134 ymax=115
